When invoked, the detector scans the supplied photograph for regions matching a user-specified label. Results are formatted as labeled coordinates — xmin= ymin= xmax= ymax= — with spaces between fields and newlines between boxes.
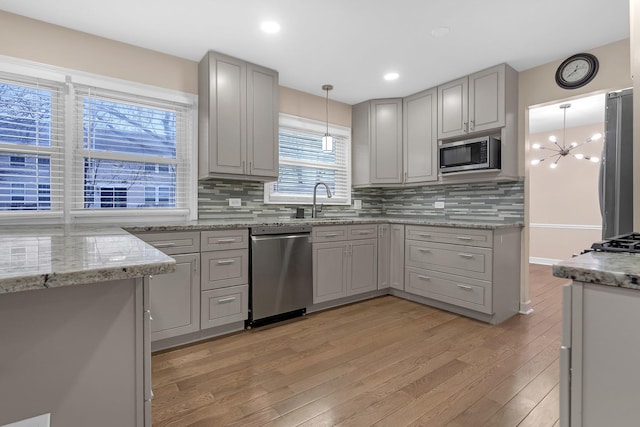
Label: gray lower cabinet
xmin=389 ymin=224 xmax=405 ymax=290
xmin=377 ymin=224 xmax=390 ymax=290
xmin=402 ymin=225 xmax=520 ymax=324
xmin=134 ymin=231 xmax=201 ymax=343
xmin=149 ymin=253 xmax=200 ymax=341
xmin=198 ymin=50 xmax=279 ymax=182
xmin=200 ymin=229 xmax=249 ymax=329
xmin=312 ymin=225 xmax=378 ymax=304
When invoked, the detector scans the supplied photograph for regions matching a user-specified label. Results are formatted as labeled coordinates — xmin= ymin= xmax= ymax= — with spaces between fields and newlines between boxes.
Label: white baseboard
xmin=529 ymin=257 xmax=559 ymax=266
xmin=519 ymin=300 xmax=534 ymax=315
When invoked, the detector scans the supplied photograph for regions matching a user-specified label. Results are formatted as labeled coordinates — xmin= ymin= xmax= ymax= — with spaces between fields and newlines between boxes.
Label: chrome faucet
xmin=312 ymin=182 xmax=332 ymax=218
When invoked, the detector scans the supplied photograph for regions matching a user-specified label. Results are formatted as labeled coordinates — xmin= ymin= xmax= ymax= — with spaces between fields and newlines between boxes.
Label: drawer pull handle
xmin=457 ymin=284 xmax=473 ymax=291
xmin=154 ymin=242 xmax=176 ymax=248
xmin=217 ymin=297 xmax=236 ymax=304
xmin=216 ymin=259 xmax=236 ymax=265
xmin=216 ymin=238 xmax=237 ymax=243
xmin=417 ymin=275 xmax=431 ymax=281
xmin=418 ymin=233 xmax=432 ymax=238
xmin=457 ymin=236 xmax=473 ymax=241
xmin=458 ymin=253 xmax=474 ymax=258
xmin=323 ymin=233 xmax=340 ymax=237
xmin=353 ymin=230 xmax=373 ymax=234
xmin=417 ymin=248 xmax=431 ymax=253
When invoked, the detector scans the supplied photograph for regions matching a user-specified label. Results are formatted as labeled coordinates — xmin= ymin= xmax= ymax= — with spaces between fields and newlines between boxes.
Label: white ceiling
xmin=0 ymin=0 xmax=630 ymax=104
xmin=529 ymin=93 xmax=607 ymax=134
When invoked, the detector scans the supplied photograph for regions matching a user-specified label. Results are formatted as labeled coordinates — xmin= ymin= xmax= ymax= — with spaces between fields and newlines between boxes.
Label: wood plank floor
xmin=152 ymin=264 xmax=566 ymax=426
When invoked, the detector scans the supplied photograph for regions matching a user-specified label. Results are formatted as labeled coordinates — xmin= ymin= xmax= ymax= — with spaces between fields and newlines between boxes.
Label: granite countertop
xmin=0 ymin=225 xmax=176 ymax=294
xmin=553 ymin=251 xmax=640 ymax=290
xmin=125 ymin=217 xmax=524 ymax=233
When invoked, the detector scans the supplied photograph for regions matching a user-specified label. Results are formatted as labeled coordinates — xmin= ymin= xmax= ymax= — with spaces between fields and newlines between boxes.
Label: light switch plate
xmin=353 ymin=200 xmax=362 ymax=209
xmin=228 ymin=198 xmax=241 ymax=207
xmin=434 ymin=201 xmax=445 ymax=209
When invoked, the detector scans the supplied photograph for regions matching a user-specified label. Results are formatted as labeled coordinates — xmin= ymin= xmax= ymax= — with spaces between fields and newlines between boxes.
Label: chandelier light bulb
xmin=570 ymin=142 xmax=578 ymax=147
xmin=592 ymin=133 xmax=602 ymax=141
xmin=549 ymin=135 xmax=557 ymax=143
xmin=532 ymin=143 xmax=541 ymax=149
xmin=574 ymin=153 xmax=585 ymax=160
xmin=590 ymin=156 xmax=600 ymax=163
xmin=550 ymin=163 xmax=558 ymax=169
xmin=531 ymin=159 xmax=541 ymax=165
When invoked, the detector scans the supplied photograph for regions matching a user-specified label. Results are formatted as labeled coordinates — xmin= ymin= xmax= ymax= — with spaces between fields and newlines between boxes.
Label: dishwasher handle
xmin=250 ymin=233 xmax=311 ymax=242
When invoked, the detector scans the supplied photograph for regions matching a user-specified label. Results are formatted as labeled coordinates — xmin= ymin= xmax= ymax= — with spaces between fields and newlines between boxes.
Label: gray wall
xmin=198 ymin=179 xmax=524 ymax=223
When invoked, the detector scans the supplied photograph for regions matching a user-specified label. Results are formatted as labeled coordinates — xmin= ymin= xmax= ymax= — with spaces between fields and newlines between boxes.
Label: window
xmin=264 ymin=114 xmax=351 ymax=205
xmin=0 ymin=59 xmax=196 ymax=222
xmin=0 ymin=77 xmax=64 ymax=212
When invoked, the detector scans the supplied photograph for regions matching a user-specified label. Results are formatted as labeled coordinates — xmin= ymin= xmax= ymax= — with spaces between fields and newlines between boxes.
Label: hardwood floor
xmin=152 ymin=264 xmax=566 ymax=426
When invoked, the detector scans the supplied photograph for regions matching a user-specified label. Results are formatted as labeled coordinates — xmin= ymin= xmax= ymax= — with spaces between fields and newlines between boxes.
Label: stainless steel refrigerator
xmin=600 ymin=88 xmax=634 ymax=238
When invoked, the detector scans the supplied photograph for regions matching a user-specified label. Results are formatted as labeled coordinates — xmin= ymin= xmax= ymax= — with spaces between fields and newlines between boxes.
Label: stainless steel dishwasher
xmin=249 ymin=225 xmax=313 ymax=327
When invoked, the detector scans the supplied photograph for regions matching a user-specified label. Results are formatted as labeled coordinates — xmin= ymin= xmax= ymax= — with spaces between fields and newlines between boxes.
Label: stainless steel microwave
xmin=439 ymin=136 xmax=501 ymax=173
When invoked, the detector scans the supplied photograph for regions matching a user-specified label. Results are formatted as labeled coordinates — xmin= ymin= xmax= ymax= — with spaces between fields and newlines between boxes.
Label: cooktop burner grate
xmin=590 ymin=232 xmax=640 ymax=253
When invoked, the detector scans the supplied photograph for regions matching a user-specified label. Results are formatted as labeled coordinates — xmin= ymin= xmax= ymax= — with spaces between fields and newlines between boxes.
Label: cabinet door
xmin=468 ymin=64 xmax=505 ymax=133
xmin=313 ymin=241 xmax=347 ymax=303
xmin=208 ymin=53 xmax=247 ymax=175
xmin=149 ymin=254 xmax=200 ymax=341
xmin=370 ymin=99 xmax=403 ymax=184
xmin=377 ymin=224 xmax=390 ymax=290
xmin=438 ymin=77 xmax=468 ymax=140
xmin=390 ymin=224 xmax=405 ymax=290
xmin=403 ymin=88 xmax=438 ymax=183
xmin=247 ymin=63 xmax=279 ymax=179
xmin=348 ymin=238 xmax=378 ymax=296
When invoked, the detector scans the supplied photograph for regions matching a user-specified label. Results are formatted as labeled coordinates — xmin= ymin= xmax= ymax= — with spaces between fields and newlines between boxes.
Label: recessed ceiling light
xmin=431 ymin=27 xmax=450 ymax=38
xmin=384 ymin=72 xmax=399 ymax=81
xmin=260 ymin=21 xmax=281 ymax=34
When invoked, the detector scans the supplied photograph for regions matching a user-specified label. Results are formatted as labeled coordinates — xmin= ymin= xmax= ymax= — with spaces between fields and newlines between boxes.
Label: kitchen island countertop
xmin=553 ymin=251 xmax=640 ymax=290
xmin=0 ymin=225 xmax=175 ymax=294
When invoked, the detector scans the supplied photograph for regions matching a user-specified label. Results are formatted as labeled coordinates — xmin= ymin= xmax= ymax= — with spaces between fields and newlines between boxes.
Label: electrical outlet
xmin=434 ymin=201 xmax=445 ymax=209
xmin=228 ymin=198 xmax=241 ymax=207
xmin=353 ymin=199 xmax=362 ymax=209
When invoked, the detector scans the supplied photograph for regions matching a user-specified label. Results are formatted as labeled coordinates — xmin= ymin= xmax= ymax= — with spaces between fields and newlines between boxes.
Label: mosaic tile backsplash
xmin=198 ymin=179 xmax=524 ymax=222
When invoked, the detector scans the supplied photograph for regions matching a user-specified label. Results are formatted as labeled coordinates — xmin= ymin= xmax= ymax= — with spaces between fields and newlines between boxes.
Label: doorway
xmin=527 ymin=93 xmax=605 ymax=264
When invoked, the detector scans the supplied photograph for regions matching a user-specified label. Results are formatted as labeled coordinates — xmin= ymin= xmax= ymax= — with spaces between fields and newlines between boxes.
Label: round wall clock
xmin=555 ymin=53 xmax=599 ymax=89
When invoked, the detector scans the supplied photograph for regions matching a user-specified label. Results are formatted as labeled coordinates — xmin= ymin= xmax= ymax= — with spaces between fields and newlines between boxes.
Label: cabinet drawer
xmin=405 ymin=240 xmax=492 ymax=281
xmin=405 ymin=266 xmax=492 ymax=314
xmin=135 ymin=231 xmax=200 ymax=255
xmin=405 ymin=226 xmax=492 ymax=248
xmin=201 ymin=229 xmax=248 ymax=251
xmin=348 ymin=224 xmax=378 ymax=240
xmin=201 ymin=285 xmax=248 ymax=329
xmin=312 ymin=226 xmax=348 ymax=243
xmin=201 ymin=249 xmax=248 ymax=290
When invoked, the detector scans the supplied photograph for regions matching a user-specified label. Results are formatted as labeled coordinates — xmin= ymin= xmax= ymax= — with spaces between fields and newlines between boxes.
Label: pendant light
xmin=530 ymin=103 xmax=602 ymax=168
xmin=321 ymin=84 xmax=333 ymax=152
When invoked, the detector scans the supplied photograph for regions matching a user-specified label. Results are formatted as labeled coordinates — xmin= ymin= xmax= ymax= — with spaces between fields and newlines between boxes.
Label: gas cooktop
xmin=589 ymin=232 xmax=640 ymax=254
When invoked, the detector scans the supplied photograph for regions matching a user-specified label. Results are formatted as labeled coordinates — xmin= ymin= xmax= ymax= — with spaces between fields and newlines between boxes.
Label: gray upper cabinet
xmin=199 ymin=51 xmax=279 ymax=181
xmin=403 ymin=88 xmax=438 ymax=183
xmin=352 ymin=99 xmax=403 ymax=186
xmin=437 ymin=64 xmax=507 ymax=140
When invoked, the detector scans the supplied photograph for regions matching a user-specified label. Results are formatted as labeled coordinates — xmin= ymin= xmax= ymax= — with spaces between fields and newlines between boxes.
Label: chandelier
xmin=530 ymin=103 xmax=602 ymax=169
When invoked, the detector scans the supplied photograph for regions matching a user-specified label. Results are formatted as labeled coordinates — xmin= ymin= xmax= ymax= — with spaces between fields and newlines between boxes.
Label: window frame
xmin=264 ymin=114 xmax=352 ymax=206
xmin=0 ymin=55 xmax=198 ymax=224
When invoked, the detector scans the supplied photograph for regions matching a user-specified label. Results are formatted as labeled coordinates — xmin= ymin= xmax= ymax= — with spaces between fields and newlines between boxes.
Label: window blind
xmin=0 ymin=74 xmax=65 ymax=212
xmin=71 ymin=85 xmax=192 ymax=211
xmin=265 ymin=114 xmax=351 ymax=205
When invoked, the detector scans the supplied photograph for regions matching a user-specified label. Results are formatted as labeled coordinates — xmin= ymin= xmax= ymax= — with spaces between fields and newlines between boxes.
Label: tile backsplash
xmin=198 ymin=179 xmax=524 ymax=222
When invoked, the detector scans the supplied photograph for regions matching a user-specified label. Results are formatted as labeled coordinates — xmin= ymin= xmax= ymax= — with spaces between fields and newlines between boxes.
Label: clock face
xmin=561 ymin=59 xmax=590 ymax=82
xmin=555 ymin=53 xmax=599 ymax=89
